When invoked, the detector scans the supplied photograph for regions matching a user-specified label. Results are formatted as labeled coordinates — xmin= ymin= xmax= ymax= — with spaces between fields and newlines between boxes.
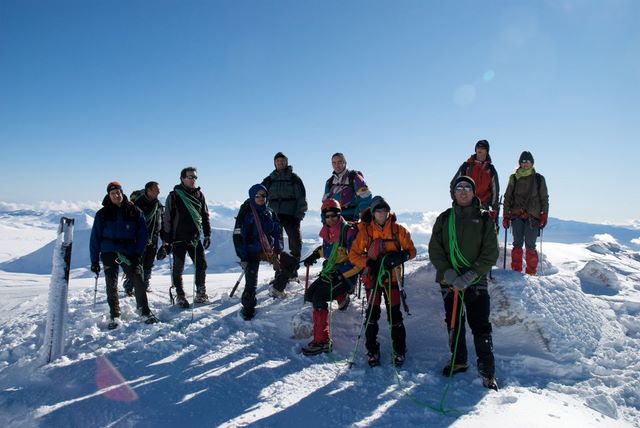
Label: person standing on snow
xmin=261 ymin=152 xmax=308 ymax=275
xmin=450 ymin=139 xmax=500 ymax=224
xmin=162 ymin=167 xmax=212 ymax=308
xmin=233 ymin=184 xmax=297 ymax=320
xmin=502 ymin=151 xmax=549 ymax=275
xmin=90 ymin=181 xmax=159 ymax=329
xmin=348 ymin=196 xmax=416 ymax=367
xmin=322 ymin=152 xmax=372 ymax=222
xmin=300 ymin=199 xmax=361 ymax=356
xmin=123 ymin=181 xmax=163 ymax=295
xmin=428 ymin=176 xmax=499 ymax=390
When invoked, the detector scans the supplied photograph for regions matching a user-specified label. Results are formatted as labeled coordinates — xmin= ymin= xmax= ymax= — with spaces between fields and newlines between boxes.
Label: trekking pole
xmin=229 ymin=267 xmax=247 ymax=298
xmin=93 ymin=273 xmax=99 ymax=308
xmin=168 ymin=251 xmax=175 ymax=304
xmin=191 ymin=240 xmax=198 ymax=321
xmin=394 ymin=265 xmax=410 ymax=315
xmin=539 ymin=229 xmax=544 ymax=276
xmin=503 ymin=225 xmax=508 ymax=269
xmin=304 ymin=265 xmax=310 ymax=294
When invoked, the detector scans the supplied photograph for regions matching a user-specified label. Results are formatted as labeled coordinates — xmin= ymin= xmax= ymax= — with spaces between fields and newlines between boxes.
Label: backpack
xmin=130 ymin=189 xmax=145 ymax=203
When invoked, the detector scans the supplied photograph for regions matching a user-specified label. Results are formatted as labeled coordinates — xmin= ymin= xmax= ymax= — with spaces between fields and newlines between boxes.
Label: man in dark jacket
xmin=90 ymin=181 xmax=158 ymax=329
xmin=162 ymin=167 xmax=212 ymax=308
xmin=123 ymin=181 xmax=163 ymax=294
xmin=261 ymin=152 xmax=307 ymax=265
xmin=428 ymin=176 xmax=499 ymax=390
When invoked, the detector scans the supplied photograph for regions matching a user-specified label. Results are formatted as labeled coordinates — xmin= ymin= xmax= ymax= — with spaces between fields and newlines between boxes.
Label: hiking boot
xmin=367 ymin=351 xmax=381 ymax=367
xmin=142 ymin=313 xmax=159 ymax=325
xmin=194 ymin=293 xmax=210 ymax=304
xmin=269 ymin=286 xmax=286 ymax=299
xmin=442 ymin=361 xmax=469 ymax=376
xmin=301 ymin=340 xmax=332 ymax=356
xmin=482 ymin=375 xmax=499 ymax=391
xmin=107 ymin=317 xmax=121 ymax=330
xmin=241 ymin=307 xmax=255 ymax=320
xmin=393 ymin=353 xmax=405 ymax=367
xmin=176 ymin=295 xmax=190 ymax=309
xmin=337 ymin=294 xmax=350 ymax=311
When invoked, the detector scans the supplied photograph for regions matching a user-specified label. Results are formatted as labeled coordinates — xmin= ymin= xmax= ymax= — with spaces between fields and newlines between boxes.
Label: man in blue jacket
xmin=90 ymin=181 xmax=158 ymax=329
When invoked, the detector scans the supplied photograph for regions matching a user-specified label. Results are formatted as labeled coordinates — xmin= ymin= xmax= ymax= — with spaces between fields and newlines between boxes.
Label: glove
xmin=502 ymin=217 xmax=510 ymax=229
xmin=303 ymin=249 xmax=321 ymax=267
xmin=240 ymin=261 xmax=249 ymax=270
xmin=453 ymin=270 xmax=477 ymax=290
xmin=443 ymin=268 xmax=458 ymax=285
xmin=203 ymin=236 xmax=211 ymax=250
xmin=90 ymin=262 xmax=101 ymax=274
xmin=489 ymin=210 xmax=498 ymax=222
xmin=539 ymin=212 xmax=548 ymax=229
xmin=156 ymin=245 xmax=168 ymax=260
xmin=382 ymin=250 xmax=410 ymax=269
xmin=333 ymin=272 xmax=345 ymax=284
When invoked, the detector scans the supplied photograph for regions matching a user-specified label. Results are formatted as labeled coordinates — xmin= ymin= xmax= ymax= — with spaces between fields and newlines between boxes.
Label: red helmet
xmin=321 ymin=198 xmax=341 ymax=213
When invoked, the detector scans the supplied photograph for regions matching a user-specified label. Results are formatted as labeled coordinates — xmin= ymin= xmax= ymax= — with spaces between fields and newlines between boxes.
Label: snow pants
xmin=442 ymin=285 xmax=495 ymax=377
xmin=364 ymin=285 xmax=406 ymax=357
xmin=102 ymin=252 xmax=151 ymax=318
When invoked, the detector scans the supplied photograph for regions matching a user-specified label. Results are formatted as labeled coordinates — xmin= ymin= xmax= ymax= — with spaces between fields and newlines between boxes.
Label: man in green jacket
xmin=428 ymin=176 xmax=499 ymax=390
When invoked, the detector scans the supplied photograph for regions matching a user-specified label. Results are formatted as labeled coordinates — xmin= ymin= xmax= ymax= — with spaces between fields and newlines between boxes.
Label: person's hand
xmin=240 ymin=260 xmax=249 ymax=270
xmin=539 ymin=212 xmax=548 ymax=229
xmin=453 ymin=270 xmax=476 ymax=290
xmin=383 ymin=250 xmax=410 ymax=269
xmin=443 ymin=268 xmax=457 ymax=285
xmin=90 ymin=262 xmax=101 ymax=274
xmin=303 ymin=249 xmax=321 ymax=267
xmin=203 ymin=236 xmax=211 ymax=250
xmin=502 ymin=217 xmax=510 ymax=229
xmin=489 ymin=210 xmax=498 ymax=222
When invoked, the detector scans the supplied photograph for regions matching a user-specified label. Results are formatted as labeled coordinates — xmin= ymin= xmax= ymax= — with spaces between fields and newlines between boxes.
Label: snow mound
xmin=577 ymin=260 xmax=621 ymax=295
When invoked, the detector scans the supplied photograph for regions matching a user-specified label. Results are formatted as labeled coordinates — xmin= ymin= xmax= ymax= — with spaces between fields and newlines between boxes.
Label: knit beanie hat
xmin=106 ymin=181 xmax=122 ymax=193
xmin=452 ymin=176 xmax=476 ymax=196
xmin=475 ymin=139 xmax=490 ymax=152
xmin=519 ymin=151 xmax=534 ymax=164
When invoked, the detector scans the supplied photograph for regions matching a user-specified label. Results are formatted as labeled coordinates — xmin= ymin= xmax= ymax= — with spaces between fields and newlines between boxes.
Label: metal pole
xmin=93 ymin=274 xmax=99 ymax=308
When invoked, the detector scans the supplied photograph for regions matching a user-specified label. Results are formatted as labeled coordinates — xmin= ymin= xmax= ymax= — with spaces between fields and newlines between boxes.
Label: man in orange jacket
xmin=348 ymin=196 xmax=416 ymax=367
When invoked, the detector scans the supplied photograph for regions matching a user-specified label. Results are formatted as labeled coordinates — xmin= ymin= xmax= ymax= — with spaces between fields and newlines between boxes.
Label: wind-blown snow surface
xmin=0 ymin=207 xmax=639 ymax=427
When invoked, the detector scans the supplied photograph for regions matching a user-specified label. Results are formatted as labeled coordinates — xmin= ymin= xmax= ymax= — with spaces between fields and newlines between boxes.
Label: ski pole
xmin=503 ymin=225 xmax=508 ymax=269
xmin=93 ymin=273 xmax=99 ymax=308
xmin=539 ymin=228 xmax=544 ymax=275
xmin=304 ymin=265 xmax=310 ymax=294
xmin=229 ymin=267 xmax=246 ymax=298
xmin=168 ymin=251 xmax=175 ymax=304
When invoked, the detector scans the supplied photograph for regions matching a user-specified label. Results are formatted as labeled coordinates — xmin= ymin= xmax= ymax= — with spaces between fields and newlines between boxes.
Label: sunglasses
xmin=455 ymin=185 xmax=474 ymax=193
xmin=520 ymin=160 xmax=532 ymax=164
xmin=324 ymin=213 xmax=339 ymax=219
xmin=185 ymin=175 xmax=198 ymax=180
xmin=255 ymin=193 xmax=267 ymax=199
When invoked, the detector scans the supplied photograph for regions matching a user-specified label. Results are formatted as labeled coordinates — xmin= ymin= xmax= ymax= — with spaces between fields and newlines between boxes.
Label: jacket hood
xmin=248 ymin=183 xmax=268 ymax=200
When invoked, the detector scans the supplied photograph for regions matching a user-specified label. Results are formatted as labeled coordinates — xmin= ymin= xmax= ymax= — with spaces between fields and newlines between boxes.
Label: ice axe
xmin=229 ymin=266 xmax=247 ymax=298
xmin=93 ymin=273 xmax=99 ymax=308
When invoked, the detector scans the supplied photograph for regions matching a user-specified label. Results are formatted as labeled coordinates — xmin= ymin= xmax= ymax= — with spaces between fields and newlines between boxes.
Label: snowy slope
xmin=0 ymin=208 xmax=639 ymax=427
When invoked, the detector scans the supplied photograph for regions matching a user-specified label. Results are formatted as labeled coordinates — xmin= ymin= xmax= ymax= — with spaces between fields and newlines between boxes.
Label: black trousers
xmin=102 ymin=252 xmax=151 ymax=318
xmin=304 ymin=274 xmax=351 ymax=310
xmin=171 ymin=240 xmax=207 ymax=296
xmin=443 ymin=286 xmax=495 ymax=376
xmin=278 ymin=214 xmax=302 ymax=260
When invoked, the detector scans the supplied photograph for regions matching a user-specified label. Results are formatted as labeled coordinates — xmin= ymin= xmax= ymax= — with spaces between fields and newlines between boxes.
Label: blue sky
xmin=1 ymin=0 xmax=638 ymax=224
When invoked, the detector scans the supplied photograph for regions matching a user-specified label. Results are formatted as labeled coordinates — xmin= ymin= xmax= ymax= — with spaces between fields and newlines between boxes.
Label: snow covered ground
xmin=0 ymin=207 xmax=639 ymax=427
